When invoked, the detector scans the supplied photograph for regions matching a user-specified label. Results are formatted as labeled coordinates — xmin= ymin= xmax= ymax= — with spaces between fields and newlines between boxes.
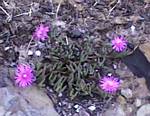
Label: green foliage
xmin=35 ymin=33 xmax=127 ymax=99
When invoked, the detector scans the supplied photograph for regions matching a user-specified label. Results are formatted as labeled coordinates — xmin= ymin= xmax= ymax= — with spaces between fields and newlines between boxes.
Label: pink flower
xmin=15 ymin=64 xmax=34 ymax=88
xmin=99 ymin=76 xmax=120 ymax=93
xmin=111 ymin=36 xmax=127 ymax=52
xmin=33 ymin=24 xmax=49 ymax=41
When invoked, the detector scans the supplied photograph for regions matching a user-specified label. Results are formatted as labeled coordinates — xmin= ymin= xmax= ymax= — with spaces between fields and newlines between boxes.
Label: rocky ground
xmin=1 ymin=58 xmax=150 ymax=116
xmin=0 ymin=66 xmax=59 ymax=116
xmin=0 ymin=0 xmax=150 ymax=116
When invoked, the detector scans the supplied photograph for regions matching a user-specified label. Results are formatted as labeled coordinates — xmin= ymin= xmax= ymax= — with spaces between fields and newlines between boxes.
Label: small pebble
xmin=74 ymin=104 xmax=79 ymax=109
xmin=135 ymin=98 xmax=142 ymax=107
xmin=67 ymin=29 xmax=82 ymax=39
xmin=88 ymin=105 xmax=96 ymax=111
xmin=37 ymin=41 xmax=45 ymax=48
xmin=68 ymin=103 xmax=72 ymax=109
xmin=76 ymin=108 xmax=80 ymax=113
xmin=127 ymin=106 xmax=133 ymax=113
xmin=74 ymin=104 xmax=82 ymax=113
xmin=131 ymin=25 xmax=135 ymax=33
xmin=53 ymin=20 xmax=66 ymax=28
xmin=10 ymin=62 xmax=16 ymax=67
xmin=113 ymin=64 xmax=117 ymax=69
xmin=4 ymin=47 xmax=10 ymax=51
xmin=58 ymin=102 xmax=62 ymax=106
xmin=0 ymin=40 xmax=4 ymax=44
xmin=35 ymin=50 xmax=41 ymax=56
xmin=58 ymin=93 xmax=62 ymax=97
xmin=27 ymin=50 xmax=33 ymax=56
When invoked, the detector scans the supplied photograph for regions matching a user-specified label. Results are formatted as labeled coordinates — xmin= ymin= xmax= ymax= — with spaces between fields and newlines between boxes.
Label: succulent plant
xmin=35 ymin=26 xmax=129 ymax=99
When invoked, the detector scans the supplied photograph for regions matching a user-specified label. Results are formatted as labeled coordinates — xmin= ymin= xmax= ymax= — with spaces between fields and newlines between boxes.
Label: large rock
xmin=137 ymin=104 xmax=150 ymax=116
xmin=139 ymin=42 xmax=150 ymax=63
xmin=0 ymin=86 xmax=59 ymax=116
xmin=16 ymin=86 xmax=59 ymax=116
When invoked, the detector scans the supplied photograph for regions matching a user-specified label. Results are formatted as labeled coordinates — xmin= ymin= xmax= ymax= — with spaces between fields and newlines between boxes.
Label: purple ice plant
xmin=33 ymin=24 xmax=49 ymax=41
xmin=15 ymin=64 xmax=35 ymax=88
xmin=99 ymin=76 xmax=120 ymax=93
xmin=111 ymin=36 xmax=127 ymax=52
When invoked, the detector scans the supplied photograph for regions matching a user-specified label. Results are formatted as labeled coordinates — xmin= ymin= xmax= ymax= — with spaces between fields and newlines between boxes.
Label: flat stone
xmin=117 ymin=96 xmax=126 ymax=105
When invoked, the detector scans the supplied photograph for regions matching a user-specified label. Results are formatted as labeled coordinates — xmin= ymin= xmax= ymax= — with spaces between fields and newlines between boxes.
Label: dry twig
xmin=0 ymin=5 xmax=11 ymax=21
xmin=108 ymin=0 xmax=121 ymax=17
xmin=55 ymin=0 xmax=63 ymax=19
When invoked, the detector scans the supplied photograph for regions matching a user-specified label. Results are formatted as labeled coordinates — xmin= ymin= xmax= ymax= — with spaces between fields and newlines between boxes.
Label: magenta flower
xmin=111 ymin=36 xmax=127 ymax=52
xmin=33 ymin=24 xmax=49 ymax=41
xmin=15 ymin=64 xmax=34 ymax=88
xmin=99 ymin=76 xmax=120 ymax=93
